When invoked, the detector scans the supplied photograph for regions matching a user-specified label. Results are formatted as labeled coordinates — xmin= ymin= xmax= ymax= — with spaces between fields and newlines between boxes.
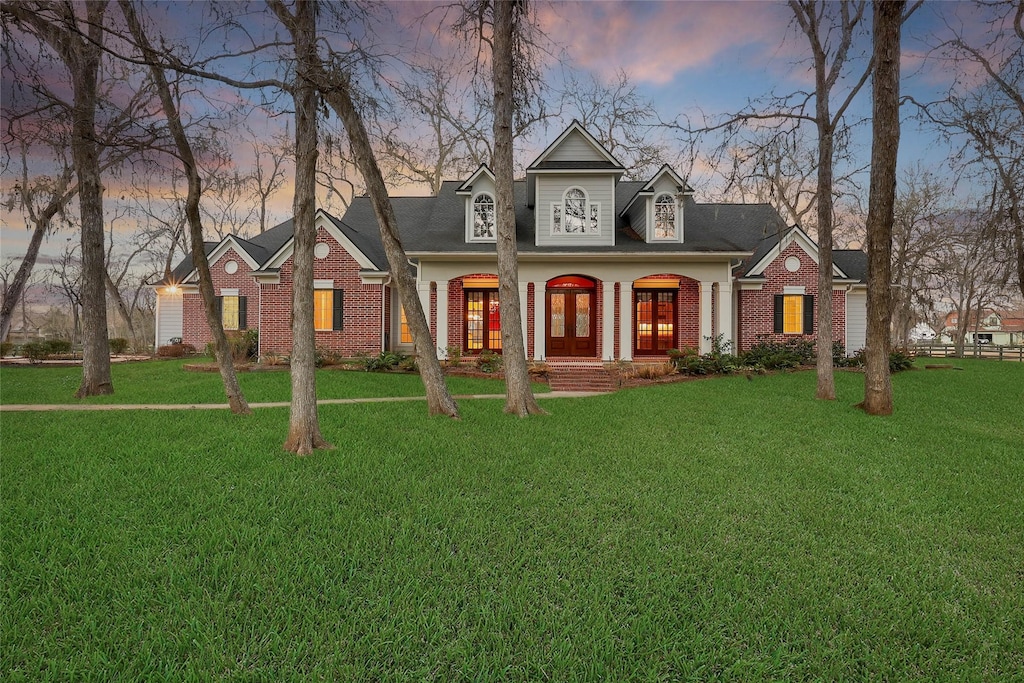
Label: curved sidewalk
xmin=0 ymin=391 xmax=606 ymax=412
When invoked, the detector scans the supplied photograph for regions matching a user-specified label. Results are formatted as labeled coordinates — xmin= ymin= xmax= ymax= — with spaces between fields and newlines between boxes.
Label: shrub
xmin=20 ymin=341 xmax=47 ymax=364
xmin=445 ymin=345 xmax=463 ymax=367
xmin=476 ymin=349 xmax=503 ymax=373
xmin=43 ymin=339 xmax=72 ymax=356
xmin=227 ymin=329 xmax=258 ymax=362
xmin=0 ymin=341 xmax=13 ymax=357
xmin=109 ymin=338 xmax=129 ymax=355
xmin=397 ymin=355 xmax=418 ymax=372
xmin=625 ymin=362 xmax=675 ymax=380
xmin=671 ymin=337 xmax=741 ymax=376
xmin=889 ymin=349 xmax=914 ymax=373
xmin=157 ymin=343 xmax=195 ymax=358
xmin=362 ymin=351 xmax=404 ymax=372
xmin=260 ymin=352 xmax=287 ymax=366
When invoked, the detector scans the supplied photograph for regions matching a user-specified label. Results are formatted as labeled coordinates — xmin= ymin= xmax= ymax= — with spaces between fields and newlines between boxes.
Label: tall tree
xmin=491 ymin=0 xmax=543 ymax=416
xmin=668 ymin=0 xmax=877 ymax=400
xmin=860 ymin=0 xmax=905 ymax=416
xmin=266 ymin=0 xmax=334 ymax=450
xmin=119 ymin=0 xmax=251 ymax=414
xmin=3 ymin=0 xmax=115 ymax=396
xmin=914 ymin=0 xmax=1024 ymax=302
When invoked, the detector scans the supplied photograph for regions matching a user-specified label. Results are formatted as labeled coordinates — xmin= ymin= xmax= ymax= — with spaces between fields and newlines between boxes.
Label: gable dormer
xmin=526 ymin=121 xmax=625 ymax=248
xmin=619 ymin=165 xmax=694 ymax=244
xmin=456 ymin=164 xmax=497 ymax=243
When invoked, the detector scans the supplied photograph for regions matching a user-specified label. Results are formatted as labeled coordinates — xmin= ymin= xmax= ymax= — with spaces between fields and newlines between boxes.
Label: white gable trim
xmin=182 ymin=236 xmax=261 ymax=283
xmin=620 ymin=164 xmax=693 ymax=216
xmin=263 ymin=209 xmax=378 ymax=271
xmin=527 ymin=120 xmax=624 ymax=169
xmin=455 ymin=164 xmax=496 ymax=195
xmin=745 ymin=226 xmax=848 ymax=279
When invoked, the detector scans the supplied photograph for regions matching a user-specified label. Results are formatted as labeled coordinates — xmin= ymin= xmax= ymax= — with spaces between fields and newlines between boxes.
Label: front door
xmin=546 ymin=287 xmax=596 ymax=357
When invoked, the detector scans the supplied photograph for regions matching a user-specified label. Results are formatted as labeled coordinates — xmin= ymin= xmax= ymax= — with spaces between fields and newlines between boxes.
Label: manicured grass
xmin=2 ymin=360 xmax=1022 ymax=680
xmin=0 ymin=359 xmax=533 ymax=405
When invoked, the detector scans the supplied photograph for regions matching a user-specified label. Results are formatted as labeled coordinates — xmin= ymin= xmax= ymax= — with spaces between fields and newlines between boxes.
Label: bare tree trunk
xmin=321 ymin=81 xmax=460 ymax=418
xmin=814 ymin=117 xmax=836 ymax=401
xmin=270 ymin=0 xmax=333 ymax=452
xmin=1 ymin=219 xmax=49 ymax=342
xmin=104 ymin=270 xmax=140 ymax=349
xmin=72 ymin=2 xmax=113 ymax=398
xmin=860 ymin=0 xmax=905 ymax=416
xmin=120 ymin=0 xmax=251 ymax=414
xmin=492 ymin=0 xmax=544 ymax=417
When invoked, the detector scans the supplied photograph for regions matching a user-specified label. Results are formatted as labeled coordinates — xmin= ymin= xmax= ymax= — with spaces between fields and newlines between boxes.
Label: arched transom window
xmin=473 ymin=194 xmax=495 ymax=239
xmin=654 ymin=194 xmax=677 ymax=240
xmin=552 ymin=187 xmax=599 ymax=235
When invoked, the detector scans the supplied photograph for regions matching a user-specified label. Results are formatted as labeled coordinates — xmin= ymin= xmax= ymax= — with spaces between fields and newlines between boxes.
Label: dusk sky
xmin=0 ymin=0 xmax=1012 ymax=263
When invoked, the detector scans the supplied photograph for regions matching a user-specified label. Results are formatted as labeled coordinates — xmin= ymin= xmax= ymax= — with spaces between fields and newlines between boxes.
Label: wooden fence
xmin=911 ymin=343 xmax=1024 ymax=362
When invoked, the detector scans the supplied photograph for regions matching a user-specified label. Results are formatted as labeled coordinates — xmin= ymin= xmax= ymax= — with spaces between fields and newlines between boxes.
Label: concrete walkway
xmin=0 ymin=391 xmax=607 ymax=412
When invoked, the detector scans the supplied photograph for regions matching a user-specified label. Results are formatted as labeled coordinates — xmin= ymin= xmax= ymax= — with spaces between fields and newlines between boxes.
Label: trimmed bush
xmin=0 ymin=341 xmax=13 ymax=357
xmin=109 ymin=338 xmax=129 ymax=355
xmin=476 ymin=349 xmax=503 ymax=374
xmin=157 ymin=343 xmax=195 ymax=358
xmin=21 ymin=342 xmax=47 ymax=364
xmin=43 ymin=339 xmax=72 ymax=356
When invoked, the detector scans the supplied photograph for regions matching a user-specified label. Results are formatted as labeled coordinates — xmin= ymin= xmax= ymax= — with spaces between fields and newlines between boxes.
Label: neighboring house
xmin=942 ymin=309 xmax=1024 ymax=346
xmin=154 ymin=121 xmax=868 ymax=362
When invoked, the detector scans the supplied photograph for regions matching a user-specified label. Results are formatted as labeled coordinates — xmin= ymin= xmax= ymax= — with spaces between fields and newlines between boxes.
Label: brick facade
xmin=258 ymin=226 xmax=384 ymax=357
xmin=181 ymin=246 xmax=260 ymax=349
xmin=736 ymin=241 xmax=846 ymax=352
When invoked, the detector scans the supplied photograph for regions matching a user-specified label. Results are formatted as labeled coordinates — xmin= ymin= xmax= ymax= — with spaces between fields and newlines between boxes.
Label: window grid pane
xmin=314 ymin=290 xmax=333 ymax=331
xmin=473 ymin=195 xmax=495 ymax=238
xmin=575 ymin=293 xmax=590 ymax=338
xmin=466 ymin=292 xmax=484 ymax=350
xmin=222 ymin=295 xmax=239 ymax=330
xmin=783 ymin=295 xmax=803 ymax=334
xmin=550 ymin=293 xmax=565 ymax=338
xmin=655 ymin=195 xmax=676 ymax=239
xmin=400 ymin=306 xmax=413 ymax=344
xmin=657 ymin=292 xmax=674 ymax=349
xmin=488 ymin=298 xmax=501 ymax=350
xmin=636 ymin=292 xmax=652 ymax=351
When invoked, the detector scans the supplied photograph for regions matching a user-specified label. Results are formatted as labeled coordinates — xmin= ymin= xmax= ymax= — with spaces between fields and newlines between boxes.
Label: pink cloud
xmin=538 ymin=1 xmax=792 ymax=86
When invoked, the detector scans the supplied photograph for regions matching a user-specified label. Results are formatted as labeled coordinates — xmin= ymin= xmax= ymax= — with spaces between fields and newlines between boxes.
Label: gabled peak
xmin=456 ymin=164 xmax=496 ymax=195
xmin=527 ymin=120 xmax=625 ymax=170
xmin=641 ymin=164 xmax=694 ymax=195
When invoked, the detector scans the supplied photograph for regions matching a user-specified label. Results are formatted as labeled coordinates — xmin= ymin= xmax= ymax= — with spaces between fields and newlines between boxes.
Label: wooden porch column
xmin=699 ymin=281 xmax=714 ymax=353
xmin=618 ymin=281 xmax=633 ymax=361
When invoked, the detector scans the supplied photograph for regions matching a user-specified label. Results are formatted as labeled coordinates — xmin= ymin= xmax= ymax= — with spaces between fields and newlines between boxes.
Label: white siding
xmin=156 ymin=293 xmax=183 ymax=347
xmin=627 ymin=199 xmax=647 ymax=239
xmin=846 ymin=289 xmax=867 ymax=353
xmin=535 ymin=174 xmax=616 ymax=247
xmin=545 ymin=130 xmax=607 ymax=163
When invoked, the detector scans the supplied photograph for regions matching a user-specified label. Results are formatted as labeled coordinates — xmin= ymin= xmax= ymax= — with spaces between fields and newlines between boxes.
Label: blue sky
xmin=0 ymin=0 xmax=1009 ymax=261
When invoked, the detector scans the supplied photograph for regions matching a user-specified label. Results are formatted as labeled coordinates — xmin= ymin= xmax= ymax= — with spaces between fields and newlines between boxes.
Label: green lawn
xmin=0 ymin=359 xmax=529 ymax=405
xmin=2 ymin=360 xmax=1022 ymax=680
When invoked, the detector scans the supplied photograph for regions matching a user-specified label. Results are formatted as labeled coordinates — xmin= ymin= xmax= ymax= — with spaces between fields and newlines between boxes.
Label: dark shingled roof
xmin=164 ymin=182 xmax=796 ymax=278
xmin=739 ymin=229 xmax=868 ymax=283
xmin=834 ymin=249 xmax=868 ymax=282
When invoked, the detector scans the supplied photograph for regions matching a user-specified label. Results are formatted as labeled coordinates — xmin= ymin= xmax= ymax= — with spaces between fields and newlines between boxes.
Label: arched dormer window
xmin=552 ymin=187 xmax=599 ymax=235
xmin=472 ymin=193 xmax=495 ymax=239
xmin=654 ymin=193 xmax=677 ymax=240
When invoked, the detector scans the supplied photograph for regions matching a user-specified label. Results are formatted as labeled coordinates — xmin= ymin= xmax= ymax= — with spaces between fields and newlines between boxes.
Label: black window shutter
xmin=214 ymin=296 xmax=223 ymax=323
xmin=238 ymin=296 xmax=247 ymax=330
xmin=803 ymin=295 xmax=815 ymax=335
xmin=333 ymin=289 xmax=344 ymax=331
xmin=773 ymin=295 xmax=784 ymax=334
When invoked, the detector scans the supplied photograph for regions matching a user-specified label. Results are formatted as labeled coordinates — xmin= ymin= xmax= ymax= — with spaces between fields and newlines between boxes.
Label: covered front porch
xmin=413 ymin=256 xmax=739 ymax=361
